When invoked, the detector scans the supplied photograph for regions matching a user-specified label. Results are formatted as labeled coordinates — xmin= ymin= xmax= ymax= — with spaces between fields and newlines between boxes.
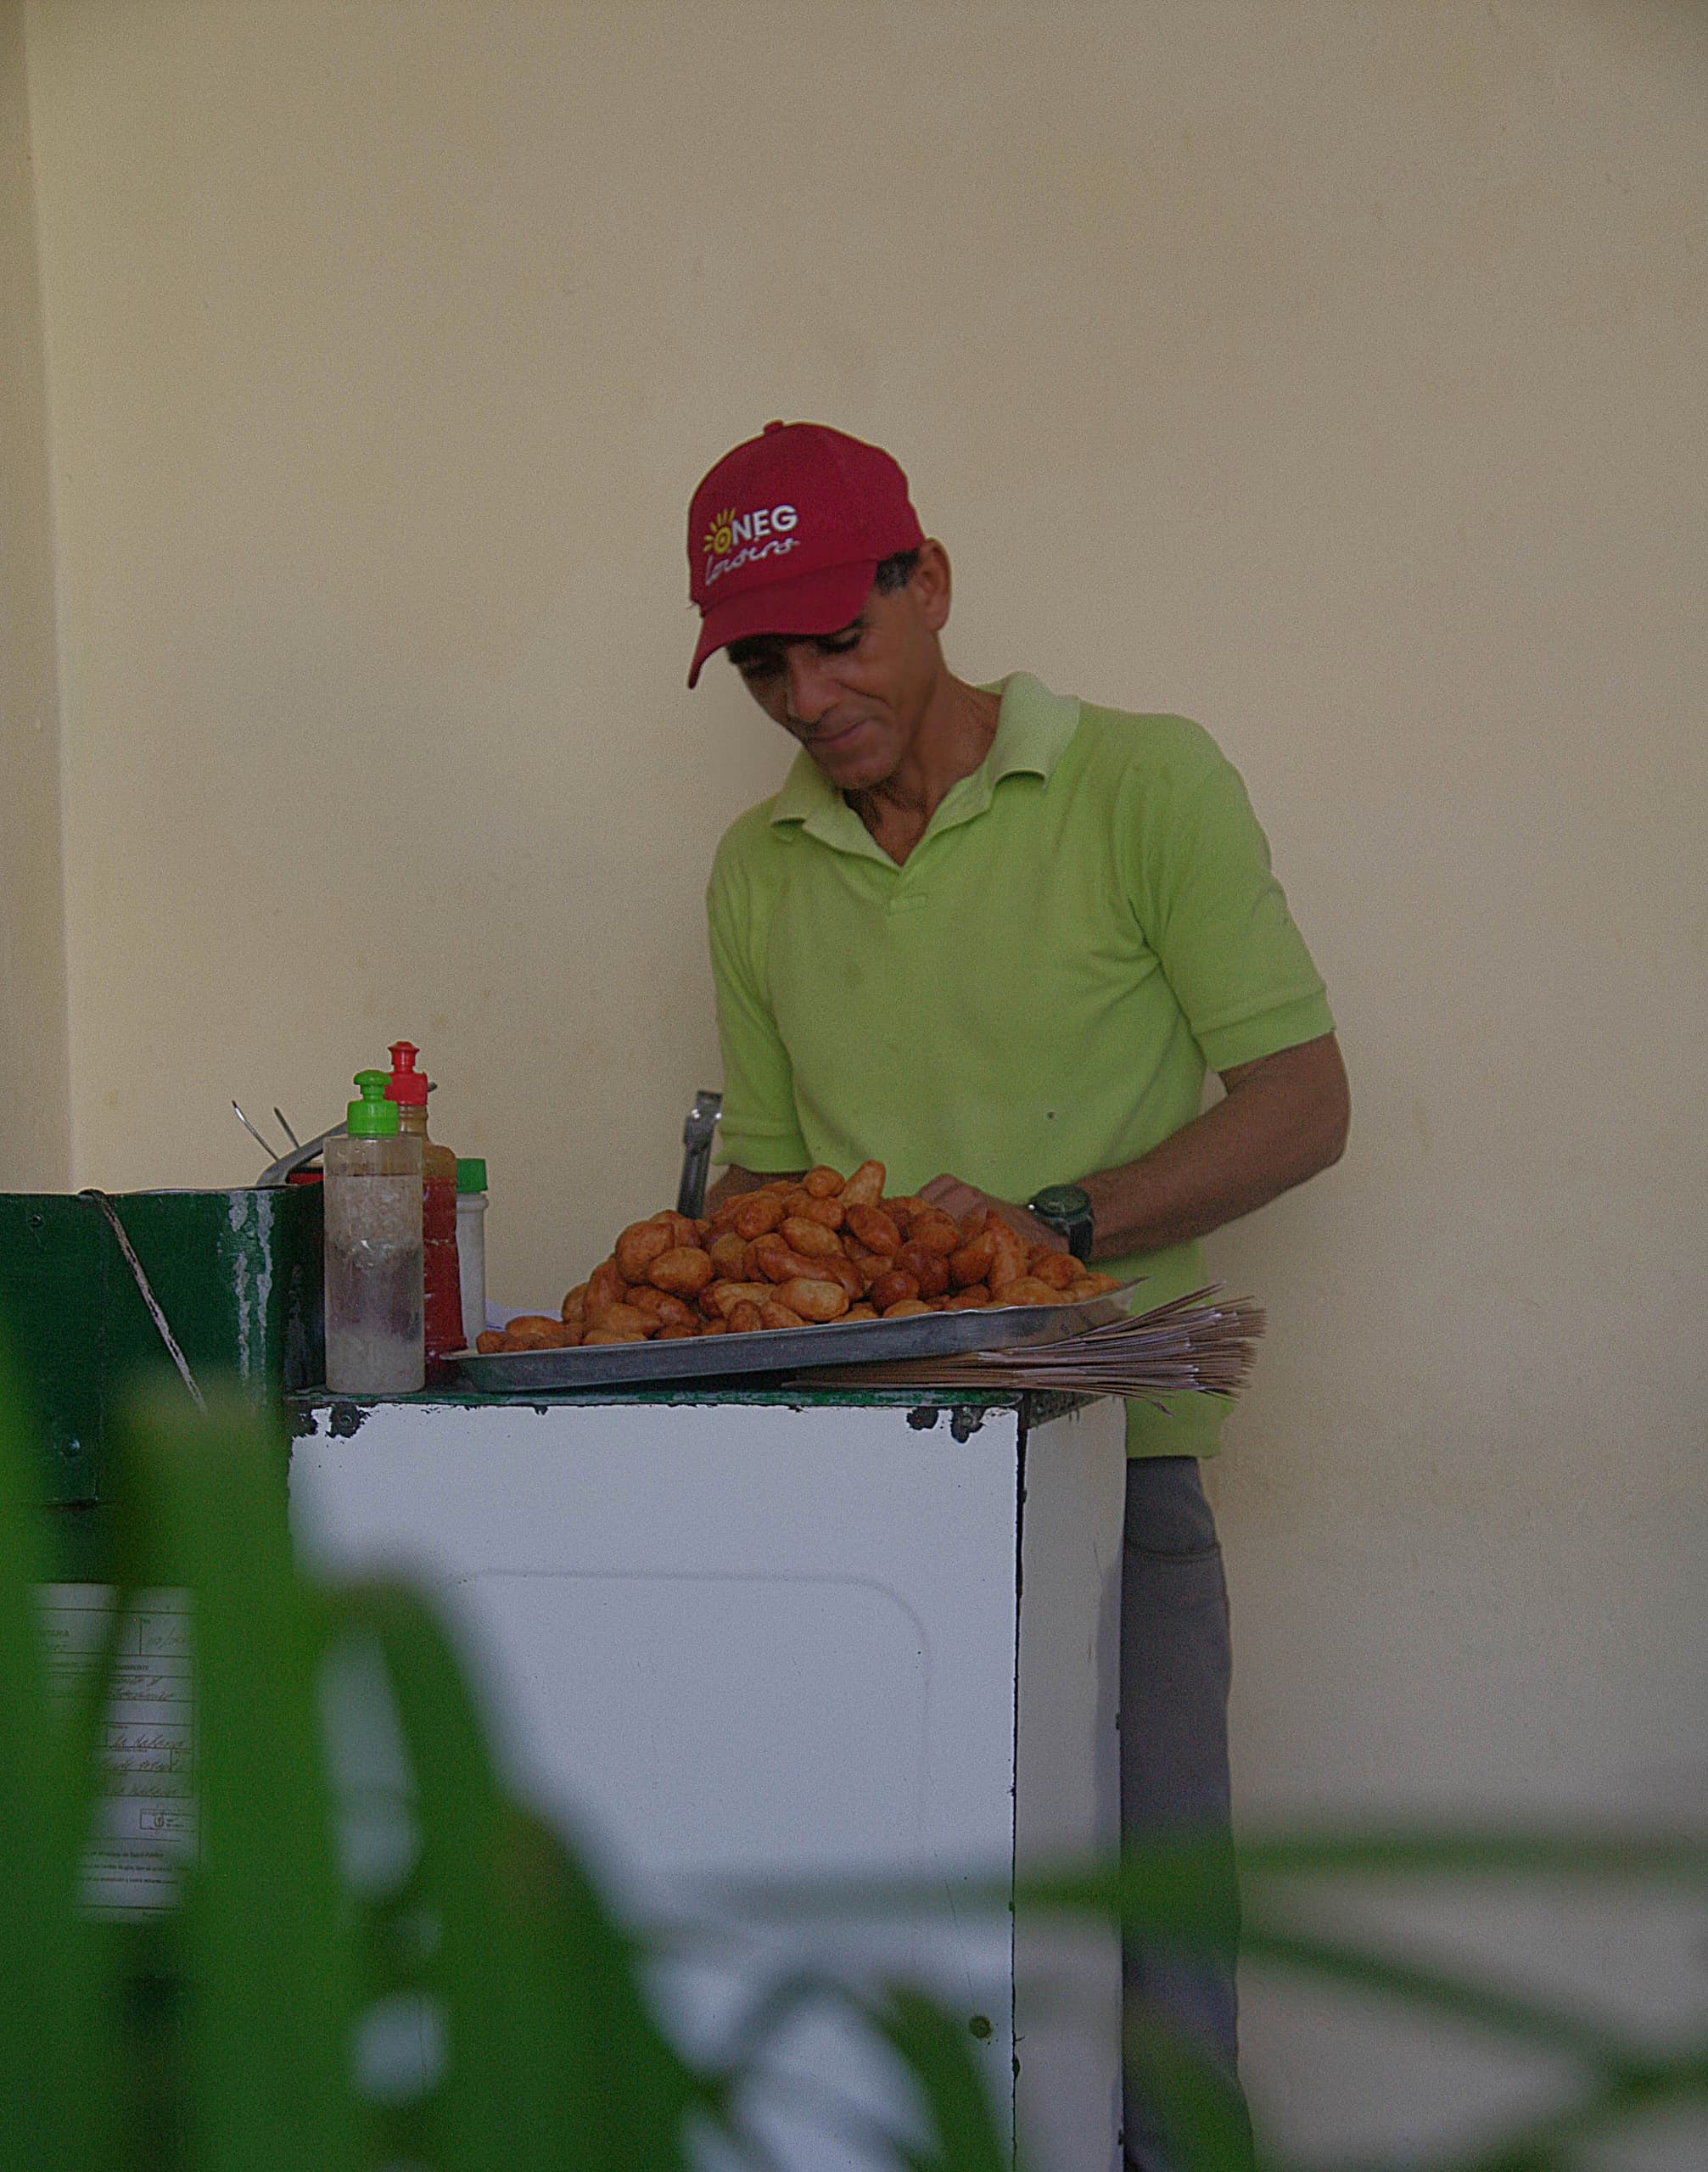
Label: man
xmin=686 ymin=420 xmax=1349 ymax=2167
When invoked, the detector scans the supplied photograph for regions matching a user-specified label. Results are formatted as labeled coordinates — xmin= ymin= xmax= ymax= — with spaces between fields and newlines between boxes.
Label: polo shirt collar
xmin=769 ymin=672 xmax=1080 ymax=854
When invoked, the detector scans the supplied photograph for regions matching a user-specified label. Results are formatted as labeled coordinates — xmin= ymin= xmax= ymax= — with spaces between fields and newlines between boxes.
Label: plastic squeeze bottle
xmin=322 ymin=1071 xmax=424 ymax=1395
xmin=455 ymin=1156 xmax=488 ymax=1350
xmin=384 ymin=1040 xmax=463 ymax=1379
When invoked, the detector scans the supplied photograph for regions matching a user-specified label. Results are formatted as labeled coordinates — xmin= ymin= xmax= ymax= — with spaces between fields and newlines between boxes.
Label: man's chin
xmin=806 ymin=729 xmax=893 ymax=791
xmin=811 ymin=749 xmax=893 ymax=792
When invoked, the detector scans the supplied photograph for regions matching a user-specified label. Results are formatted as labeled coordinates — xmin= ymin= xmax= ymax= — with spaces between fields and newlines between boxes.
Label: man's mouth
xmin=804 ymin=716 xmax=871 ymax=753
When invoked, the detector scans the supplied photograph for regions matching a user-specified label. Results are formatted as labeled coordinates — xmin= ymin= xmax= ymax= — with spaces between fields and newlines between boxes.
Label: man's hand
xmin=916 ymin=1175 xmax=1068 ymax=1251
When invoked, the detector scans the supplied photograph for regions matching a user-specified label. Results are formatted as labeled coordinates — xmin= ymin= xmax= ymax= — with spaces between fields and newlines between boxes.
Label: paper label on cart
xmin=37 ymin=1584 xmax=197 ymax=1913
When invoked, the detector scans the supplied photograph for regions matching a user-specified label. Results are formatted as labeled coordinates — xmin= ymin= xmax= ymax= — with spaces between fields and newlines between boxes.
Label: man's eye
xmin=735 ymin=653 xmax=781 ymax=680
xmin=816 ymin=630 xmax=861 ymax=656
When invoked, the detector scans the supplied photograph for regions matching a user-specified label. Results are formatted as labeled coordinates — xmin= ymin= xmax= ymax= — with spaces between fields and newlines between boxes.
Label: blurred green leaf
xmin=4 ymin=1356 xmax=1705 ymax=2172
xmin=864 ymin=1984 xmax=1011 ymax=2172
xmin=1237 ymin=1922 xmax=1642 ymax=2066
xmin=330 ymin=1578 xmax=545 ymax=2171
xmin=497 ymin=1800 xmax=706 ymax=2168
xmin=0 ymin=1335 xmax=97 ymax=2170
xmin=117 ymin=1389 xmax=359 ymax=2172
xmin=1237 ymin=1828 xmax=1708 ymax=1884
xmin=1123 ymin=2007 xmax=1260 ymax=2172
xmin=331 ymin=1580 xmax=699 ymax=2171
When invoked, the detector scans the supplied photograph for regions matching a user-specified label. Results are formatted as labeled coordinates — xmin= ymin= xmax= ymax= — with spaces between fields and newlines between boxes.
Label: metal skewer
xmin=232 ymin=1100 xmax=283 ymax=1160
xmin=273 ymin=1107 xmax=301 ymax=1150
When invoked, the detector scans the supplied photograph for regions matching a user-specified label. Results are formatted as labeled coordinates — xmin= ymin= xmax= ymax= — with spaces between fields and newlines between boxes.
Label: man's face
xmin=724 ymin=564 xmax=943 ymax=792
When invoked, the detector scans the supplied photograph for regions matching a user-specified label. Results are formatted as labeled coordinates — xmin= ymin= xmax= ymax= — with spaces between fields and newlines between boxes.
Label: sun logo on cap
xmin=703 ymin=507 xmax=736 ymax=558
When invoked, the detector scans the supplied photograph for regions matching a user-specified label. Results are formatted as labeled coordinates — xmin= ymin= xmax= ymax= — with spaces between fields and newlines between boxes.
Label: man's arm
xmin=920 ymin=1031 xmax=1351 ymax=1259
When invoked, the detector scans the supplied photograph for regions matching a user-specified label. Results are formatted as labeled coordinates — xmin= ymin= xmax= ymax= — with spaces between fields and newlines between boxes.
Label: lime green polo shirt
xmin=706 ymin=672 xmax=1335 ymax=1456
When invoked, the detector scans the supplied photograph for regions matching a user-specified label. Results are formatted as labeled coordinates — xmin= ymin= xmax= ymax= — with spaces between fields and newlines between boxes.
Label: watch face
xmin=1031 ymin=1184 xmax=1091 ymax=1221
xmin=1029 ymin=1184 xmax=1094 ymax=1260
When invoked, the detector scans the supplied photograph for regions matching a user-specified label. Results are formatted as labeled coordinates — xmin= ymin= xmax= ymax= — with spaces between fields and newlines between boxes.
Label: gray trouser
xmin=1121 ymin=1456 xmax=1252 ymax=2171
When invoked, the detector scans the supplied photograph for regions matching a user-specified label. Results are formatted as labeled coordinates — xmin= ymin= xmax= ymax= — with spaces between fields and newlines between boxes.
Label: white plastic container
xmin=322 ymin=1072 xmax=424 ymax=1395
xmin=455 ymin=1157 xmax=488 ymax=1349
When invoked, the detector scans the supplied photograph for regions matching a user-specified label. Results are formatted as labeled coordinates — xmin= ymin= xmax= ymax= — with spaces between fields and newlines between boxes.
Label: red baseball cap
xmin=685 ymin=421 xmax=926 ymax=686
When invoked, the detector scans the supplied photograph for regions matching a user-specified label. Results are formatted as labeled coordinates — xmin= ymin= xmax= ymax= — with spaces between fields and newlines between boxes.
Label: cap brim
xmin=687 ymin=559 xmax=876 ymax=687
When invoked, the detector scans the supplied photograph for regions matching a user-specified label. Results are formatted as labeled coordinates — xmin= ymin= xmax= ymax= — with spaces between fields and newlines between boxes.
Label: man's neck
xmin=843 ymin=673 xmax=1001 ymax=865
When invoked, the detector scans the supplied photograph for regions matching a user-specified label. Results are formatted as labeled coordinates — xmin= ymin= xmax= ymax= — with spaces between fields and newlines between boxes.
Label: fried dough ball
xmin=774 ymin=1276 xmax=849 ymax=1324
xmin=882 ymin=1297 xmax=933 ymax=1318
xmin=475 ymin=1330 xmax=508 ymax=1353
xmin=1028 ymin=1249 xmax=1079 ymax=1290
xmin=725 ymin=1191 xmax=784 ymax=1240
xmin=896 ymin=1245 xmax=950 ymax=1299
xmin=870 ymin=1268 xmax=920 ymax=1311
xmin=726 ymin=1299 xmax=764 ymax=1335
xmin=989 ymin=1276 xmax=1061 ymax=1307
xmin=614 ymin=1219 xmax=674 ymax=1284
xmin=709 ymin=1279 xmax=772 ymax=1318
xmin=585 ymin=1258 xmax=626 ymax=1319
xmin=846 ymin=1205 xmax=902 ymax=1257
xmin=624 ymin=1287 xmax=699 ymax=1331
xmin=750 ymin=1234 xmax=828 ymax=1285
xmin=948 ymin=1231 xmax=997 ymax=1288
xmin=803 ymin=1165 xmax=845 ymax=1198
xmin=821 ymin=1257 xmax=866 ymax=1301
xmin=759 ymin=1299 xmax=807 ymax=1330
xmin=842 ymin=1160 xmax=886 ymax=1206
xmin=780 ymin=1216 xmax=844 ymax=1258
xmin=906 ymin=1213 xmax=961 ymax=1256
xmin=647 ymin=1246 xmax=715 ymax=1296
xmin=985 ymin=1226 xmax=1028 ymax=1294
xmin=596 ymin=1302 xmax=657 ymax=1336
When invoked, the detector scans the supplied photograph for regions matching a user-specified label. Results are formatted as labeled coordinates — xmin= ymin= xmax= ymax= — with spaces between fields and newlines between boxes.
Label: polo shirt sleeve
xmin=706 ymin=828 xmax=812 ymax=1173
xmin=1119 ymin=719 xmax=1336 ymax=1074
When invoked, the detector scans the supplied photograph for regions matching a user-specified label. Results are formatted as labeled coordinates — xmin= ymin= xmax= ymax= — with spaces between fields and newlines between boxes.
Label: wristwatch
xmin=1027 ymin=1182 xmax=1095 ymax=1262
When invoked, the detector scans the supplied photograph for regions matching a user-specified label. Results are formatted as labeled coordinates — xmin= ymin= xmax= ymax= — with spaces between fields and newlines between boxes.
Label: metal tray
xmin=451 ymin=1287 xmax=1134 ymax=1394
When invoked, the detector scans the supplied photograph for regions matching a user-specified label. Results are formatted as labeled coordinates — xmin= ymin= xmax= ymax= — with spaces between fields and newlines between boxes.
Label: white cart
xmin=289 ymin=1383 xmax=1126 ymax=2169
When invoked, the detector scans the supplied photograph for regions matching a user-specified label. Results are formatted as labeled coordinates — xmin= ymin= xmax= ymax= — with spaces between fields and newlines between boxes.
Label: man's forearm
xmin=1082 ymin=1033 xmax=1350 ymax=1261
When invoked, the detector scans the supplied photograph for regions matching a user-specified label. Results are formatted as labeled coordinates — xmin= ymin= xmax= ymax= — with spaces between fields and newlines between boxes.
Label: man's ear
xmin=913 ymin=540 xmax=953 ymax=634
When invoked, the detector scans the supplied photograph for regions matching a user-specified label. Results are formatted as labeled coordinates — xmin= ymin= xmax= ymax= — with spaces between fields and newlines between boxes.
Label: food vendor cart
xmin=288 ymin=1378 xmax=1128 ymax=2171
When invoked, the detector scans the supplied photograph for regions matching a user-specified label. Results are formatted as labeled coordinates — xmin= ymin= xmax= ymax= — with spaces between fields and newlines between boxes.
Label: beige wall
xmin=0 ymin=0 xmax=67 ymax=1188
xmin=18 ymin=1 xmax=1708 ymax=2152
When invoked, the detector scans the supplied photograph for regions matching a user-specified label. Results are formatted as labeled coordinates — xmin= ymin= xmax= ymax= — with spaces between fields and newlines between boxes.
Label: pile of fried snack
xmin=475 ymin=1159 xmax=1122 ymax=1352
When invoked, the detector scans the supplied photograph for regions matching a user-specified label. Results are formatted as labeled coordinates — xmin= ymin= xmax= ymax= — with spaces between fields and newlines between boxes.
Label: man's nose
xmin=784 ymin=649 xmax=837 ymax=729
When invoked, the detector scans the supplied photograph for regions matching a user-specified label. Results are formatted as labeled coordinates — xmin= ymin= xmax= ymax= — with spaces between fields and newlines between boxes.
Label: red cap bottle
xmin=384 ymin=1040 xmax=429 ymax=1107
xmin=384 ymin=1040 xmax=464 ymax=1377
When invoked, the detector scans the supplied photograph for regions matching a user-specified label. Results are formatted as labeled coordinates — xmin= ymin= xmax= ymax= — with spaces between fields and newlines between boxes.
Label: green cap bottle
xmin=346 ymin=1069 xmax=400 ymax=1138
